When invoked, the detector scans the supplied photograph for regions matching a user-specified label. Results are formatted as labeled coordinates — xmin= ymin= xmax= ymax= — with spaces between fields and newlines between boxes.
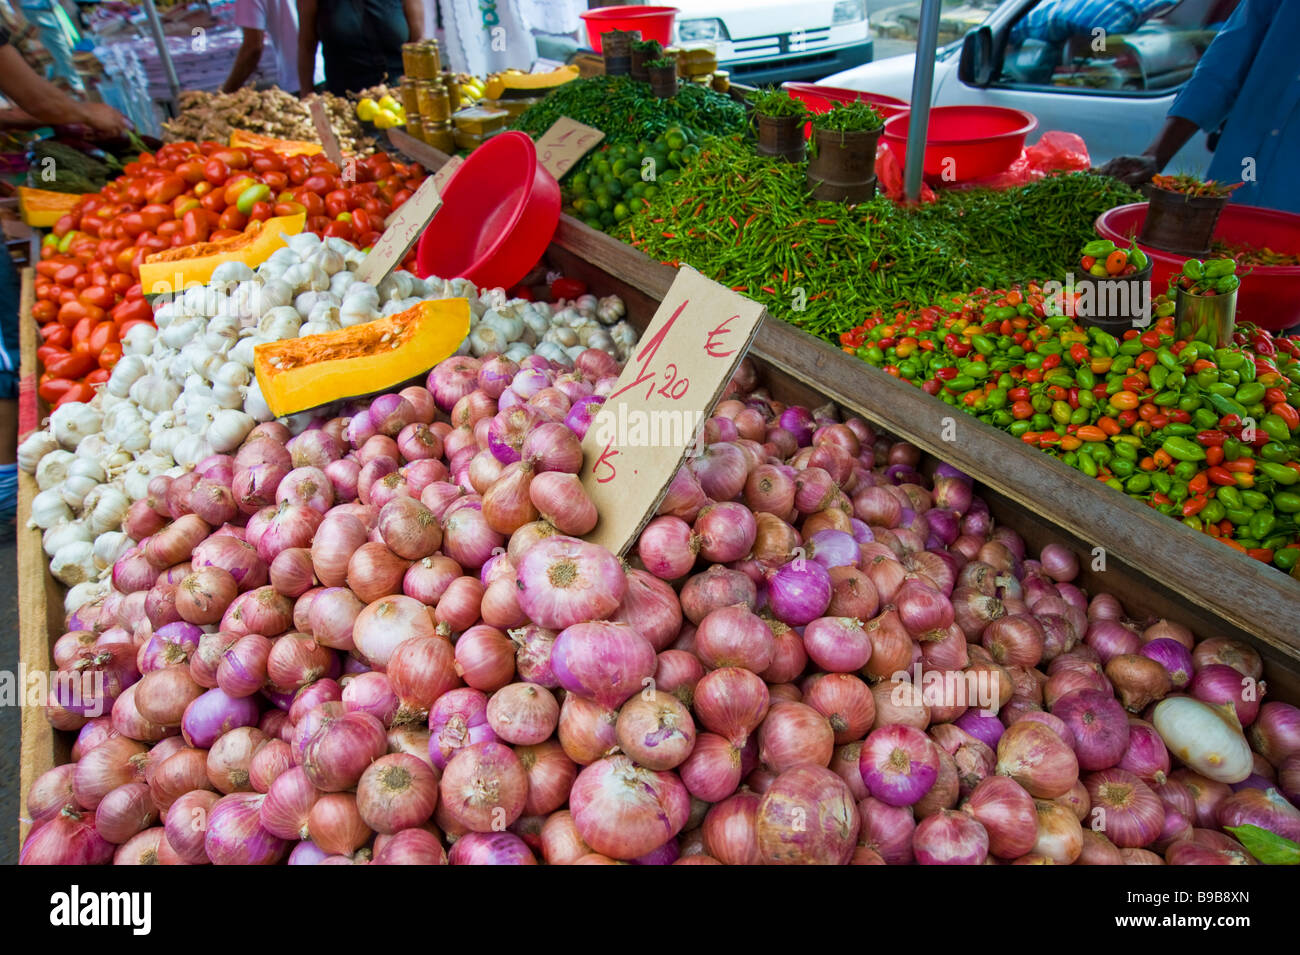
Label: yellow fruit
xmin=374 ymin=109 xmax=399 ymax=130
xmin=378 ymin=94 xmax=400 ymax=113
xmin=356 ymin=98 xmax=379 ymax=122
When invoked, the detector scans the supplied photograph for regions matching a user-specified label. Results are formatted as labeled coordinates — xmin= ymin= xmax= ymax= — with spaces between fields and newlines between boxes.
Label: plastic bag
xmin=875 ymin=142 xmax=936 ymax=204
xmin=948 ymin=130 xmax=1092 ymax=191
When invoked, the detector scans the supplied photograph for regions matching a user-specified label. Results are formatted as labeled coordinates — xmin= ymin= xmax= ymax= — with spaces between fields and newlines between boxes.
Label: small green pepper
xmin=1275 ymin=492 xmax=1300 ymax=514
xmin=1162 ymin=436 xmax=1206 ymax=461
xmin=1257 ymin=461 xmax=1299 ymax=485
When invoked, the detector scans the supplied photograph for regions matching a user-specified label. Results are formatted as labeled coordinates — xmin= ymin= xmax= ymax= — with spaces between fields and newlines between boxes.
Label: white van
xmin=670 ymin=0 xmax=875 ymax=83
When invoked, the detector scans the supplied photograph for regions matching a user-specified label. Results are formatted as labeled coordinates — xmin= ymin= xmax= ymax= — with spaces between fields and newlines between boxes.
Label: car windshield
xmin=998 ymin=0 xmax=1241 ymax=91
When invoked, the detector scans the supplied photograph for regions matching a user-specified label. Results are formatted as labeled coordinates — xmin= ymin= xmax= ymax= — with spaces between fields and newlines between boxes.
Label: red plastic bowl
xmin=416 ymin=132 xmax=561 ymax=292
xmin=1095 ymin=202 xmax=1300 ymax=331
xmin=782 ymin=82 xmax=908 ymax=140
xmin=882 ymin=106 xmax=1037 ymax=183
xmin=580 ymin=6 xmax=678 ymax=52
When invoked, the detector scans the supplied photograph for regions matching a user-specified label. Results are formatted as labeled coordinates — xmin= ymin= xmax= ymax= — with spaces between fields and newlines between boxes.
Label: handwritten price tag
xmin=580 ymin=266 xmax=766 ymax=556
xmin=307 ymin=97 xmax=344 ymax=167
xmin=534 ymin=117 xmax=604 ymax=181
xmin=431 ymin=155 xmax=464 ymax=193
xmin=355 ymin=176 xmax=442 ymax=285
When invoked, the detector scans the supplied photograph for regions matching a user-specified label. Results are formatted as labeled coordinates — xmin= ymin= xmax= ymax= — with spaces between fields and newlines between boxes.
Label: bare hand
xmin=1096 ymin=154 xmax=1159 ymax=187
xmin=80 ymin=102 xmax=129 ymax=138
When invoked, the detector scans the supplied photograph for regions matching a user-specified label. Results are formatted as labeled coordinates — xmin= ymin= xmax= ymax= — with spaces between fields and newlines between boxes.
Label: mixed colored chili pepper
xmin=1149 ymin=174 xmax=1243 ymax=199
xmin=839 ymin=287 xmax=1300 ymax=572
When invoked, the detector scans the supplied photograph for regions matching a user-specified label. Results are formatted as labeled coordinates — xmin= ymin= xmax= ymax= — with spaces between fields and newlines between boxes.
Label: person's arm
xmin=297 ymin=0 xmax=318 ymax=97
xmin=0 ymin=44 xmax=126 ymax=134
xmin=221 ymin=27 xmax=265 ymax=93
xmin=402 ymin=0 xmax=425 ymax=41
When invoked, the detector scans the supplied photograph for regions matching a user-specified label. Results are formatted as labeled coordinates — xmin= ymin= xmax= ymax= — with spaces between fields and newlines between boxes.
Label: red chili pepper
xmin=1197 ymin=430 xmax=1228 ymax=446
xmin=1270 ymin=402 xmax=1299 ymax=431
xmin=1207 ymin=466 xmax=1236 ymax=486
xmin=1152 ymin=492 xmax=1172 ymax=506
xmin=1219 ymin=414 xmax=1242 ymax=430
xmin=1188 ymin=472 xmax=1209 ymax=494
xmin=1182 ymin=496 xmax=1207 ymax=517
xmin=1224 ymin=459 xmax=1256 ymax=473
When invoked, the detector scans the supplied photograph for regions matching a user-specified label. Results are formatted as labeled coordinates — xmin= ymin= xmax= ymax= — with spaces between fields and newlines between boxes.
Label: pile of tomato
xmin=32 ymin=140 xmax=427 ymax=408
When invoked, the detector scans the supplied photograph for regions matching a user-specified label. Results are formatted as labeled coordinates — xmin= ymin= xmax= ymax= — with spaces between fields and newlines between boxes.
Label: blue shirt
xmin=1010 ymin=0 xmax=1172 ymax=44
xmin=1169 ymin=0 xmax=1300 ymax=213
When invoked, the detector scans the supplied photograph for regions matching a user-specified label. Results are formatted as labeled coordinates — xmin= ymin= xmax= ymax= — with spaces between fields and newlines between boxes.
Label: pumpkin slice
xmin=230 ymin=129 xmax=324 ymax=157
xmin=17 ymin=186 xmax=79 ymax=227
xmin=140 ymin=213 xmax=305 ymax=295
xmin=253 ymin=298 xmax=471 ymax=417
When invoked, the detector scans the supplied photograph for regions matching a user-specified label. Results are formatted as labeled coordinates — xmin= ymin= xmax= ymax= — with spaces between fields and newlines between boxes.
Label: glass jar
xmin=416 ymin=81 xmax=450 ymax=123
xmin=402 ymin=42 xmax=428 ymax=79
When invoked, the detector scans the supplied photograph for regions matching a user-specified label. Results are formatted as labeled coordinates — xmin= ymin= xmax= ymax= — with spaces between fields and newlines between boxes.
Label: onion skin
xmin=995 ymin=721 xmax=1078 ymax=799
xmin=703 ymin=791 xmax=762 ymax=865
xmin=439 ymin=741 xmax=527 ymax=833
xmin=1052 ymin=689 xmax=1130 ymax=772
xmin=913 ymin=809 xmax=989 ymax=865
xmin=1032 ymin=797 xmax=1083 ymax=864
xmin=966 ymin=775 xmax=1037 ymax=859
xmin=756 ymin=765 xmax=859 ymax=865
xmin=569 ymin=755 xmax=690 ymax=860
xmin=1085 ymin=768 xmax=1166 ymax=848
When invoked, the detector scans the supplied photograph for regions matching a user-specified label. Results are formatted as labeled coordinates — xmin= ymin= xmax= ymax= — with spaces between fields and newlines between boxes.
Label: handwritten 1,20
xmin=539 ymin=127 xmax=600 ymax=176
xmin=593 ymin=302 xmax=741 ymax=483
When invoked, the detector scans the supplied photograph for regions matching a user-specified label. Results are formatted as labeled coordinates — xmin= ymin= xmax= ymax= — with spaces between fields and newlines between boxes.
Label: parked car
xmin=670 ymin=0 xmax=875 ymax=84
xmin=821 ymin=0 xmax=1242 ymax=170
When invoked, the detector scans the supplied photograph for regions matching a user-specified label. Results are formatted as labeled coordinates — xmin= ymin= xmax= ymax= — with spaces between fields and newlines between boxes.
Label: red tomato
xmin=175 ymin=160 xmax=206 ymax=185
xmin=54 ymin=383 xmax=97 ymax=407
xmin=203 ymin=158 xmax=231 ymax=184
xmin=146 ymin=174 xmax=187 ymax=204
xmin=302 ymin=174 xmax=335 ymax=196
xmin=218 ymin=207 xmax=249 ymax=231
xmin=109 ymin=273 xmax=134 ymax=295
xmin=349 ymin=208 xmax=372 ymax=234
xmin=295 ymin=190 xmax=326 ymax=217
xmin=52 ymin=215 xmax=76 ymax=237
xmin=33 ymin=300 xmax=59 ymax=324
xmin=322 ymin=220 xmax=355 ymax=241
xmin=260 ymin=170 xmax=289 ymax=193
xmin=37 ymin=344 xmax=66 ymax=368
xmin=287 ymin=158 xmax=310 ymax=185
xmin=157 ymin=220 xmax=183 ymax=241
xmin=181 ymin=208 xmax=210 ymax=245
xmin=213 ymin=148 xmax=250 ymax=169
xmin=111 ymin=297 xmax=152 ymax=328
xmin=38 ymin=376 xmax=77 ymax=404
xmin=98 ymin=342 xmax=123 ymax=370
xmin=89 ymin=321 xmax=119 ymax=352
xmin=209 ymin=229 xmax=242 ymax=242
xmin=247 ymin=200 xmax=275 ymax=222
xmin=46 ymin=350 xmax=97 ymax=379
xmin=86 ymin=368 xmax=111 ymax=386
xmin=200 ymin=191 xmax=226 ymax=214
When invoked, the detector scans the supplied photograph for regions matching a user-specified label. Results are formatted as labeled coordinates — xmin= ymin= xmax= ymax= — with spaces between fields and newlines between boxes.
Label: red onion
xmin=694 ymin=604 xmax=774 ymax=673
xmin=439 ymin=740 xmax=527 ymax=832
xmin=692 ymin=667 xmax=770 ymax=747
xmin=765 ymin=559 xmax=832 ymax=626
xmin=266 ymin=634 xmax=334 ymax=692
xmin=551 ymin=620 xmax=656 ymax=710
xmin=427 ymin=689 xmax=495 ymax=771
xmin=352 ymin=595 xmax=435 ymax=670
xmin=1248 ymin=703 xmax=1300 ymax=768
xmin=356 ymin=753 xmax=438 ymax=834
xmin=756 ymin=765 xmax=858 ymax=864
xmin=1086 ymin=619 xmax=1143 ymax=663
xmin=206 ymin=725 xmax=268 ymax=793
xmin=448 ymin=830 xmax=537 ymax=865
xmin=206 ymin=792 xmax=288 ymax=864
xmin=701 ymin=791 xmax=760 ymax=865
xmin=636 ymin=516 xmax=699 ymax=581
xmin=913 ymin=809 xmax=989 ymax=865
xmin=616 ymin=691 xmax=696 ymax=771
xmin=137 ymin=621 xmax=202 ymax=673
xmin=222 ymin=586 xmax=294 ymax=637
xmin=759 ymin=701 xmax=835 ymax=773
xmin=1140 ymin=638 xmax=1194 ymax=690
xmin=454 ymin=625 xmax=515 ymax=692
xmin=679 ymin=733 xmax=743 ymax=802
xmin=689 ymin=443 xmax=749 ymax=501
xmin=859 ymin=724 xmax=939 ymax=807
xmin=148 ymin=748 xmax=211 ymax=813
xmin=802 ymin=616 xmax=872 ymax=673
xmin=347 ymin=542 xmax=410 ymax=604
xmin=692 ymin=502 xmax=757 ymax=564
xmin=192 ymin=534 xmax=268 ymax=592
xmin=570 ymin=755 xmax=690 ymax=860
xmin=21 ymin=806 xmax=115 ymax=864
xmin=805 ymin=674 xmax=875 ymax=744
xmin=680 ymin=565 xmax=756 ymax=624
xmin=1052 ymin=689 xmax=1131 ymax=771
xmin=372 ymin=827 xmax=448 ymax=864
xmin=514 ymin=536 xmax=626 ymax=631
xmin=1086 ymin=768 xmax=1166 ymax=848
xmin=299 ymin=708 xmax=387 ymax=792
xmin=1218 ymin=786 xmax=1300 ymax=843
xmin=93 ymin=782 xmax=157 ymax=845
xmin=254 ymin=502 xmax=322 ymax=565
xmin=249 ymin=738 xmax=293 ymax=792
xmin=516 ymin=740 xmax=577 ymax=816
xmin=134 ymin=666 xmax=203 ymax=728
xmin=995 ymin=720 xmax=1079 ymax=798
xmin=487 ymin=682 xmax=559 ymax=745
xmin=288 ymin=429 xmax=342 ymax=469
xmin=965 ymin=775 xmax=1036 ymax=859
xmin=657 ymin=467 xmax=708 ymax=523
xmin=1191 ymin=663 xmax=1263 ymax=727
xmin=1192 ymin=637 xmax=1263 ymax=681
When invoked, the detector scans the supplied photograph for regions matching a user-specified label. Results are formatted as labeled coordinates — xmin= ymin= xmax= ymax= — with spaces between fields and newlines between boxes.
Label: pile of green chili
xmin=510 ymin=76 xmax=748 ymax=147
xmin=614 ymin=136 xmax=1140 ymax=338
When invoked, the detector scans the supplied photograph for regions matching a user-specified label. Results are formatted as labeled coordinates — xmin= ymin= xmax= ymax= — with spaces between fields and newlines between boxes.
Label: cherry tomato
xmin=46 ymin=350 xmax=97 ymax=379
xmin=247 ymin=200 xmax=275 ymax=222
xmin=85 ymin=368 xmax=111 ymax=387
xmin=200 ymin=190 xmax=227 ymax=214
xmin=213 ymin=148 xmax=250 ymax=169
xmin=295 ymin=190 xmax=326 ymax=217
xmin=203 ymin=157 xmax=231 ymax=184
xmin=323 ymin=219 xmax=354 ymax=241
xmin=37 ymin=344 xmax=66 ymax=368
xmin=182 ymin=208 xmax=210 ymax=245
xmin=146 ymin=174 xmax=187 ymax=205
xmin=302 ymin=174 xmax=335 ymax=196
xmin=218 ymin=207 xmax=249 ymax=231
xmin=98 ymin=342 xmax=123 ymax=370
xmin=111 ymin=297 xmax=153 ymax=328
xmin=175 ymin=160 xmax=206 ymax=185
xmin=38 ymin=376 xmax=78 ymax=404
xmin=54 ymin=383 xmax=96 ymax=407
xmin=33 ymin=300 xmax=59 ymax=324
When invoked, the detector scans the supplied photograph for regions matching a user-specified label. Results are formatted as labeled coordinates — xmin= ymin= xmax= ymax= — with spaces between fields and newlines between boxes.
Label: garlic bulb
xmin=35 ymin=449 xmax=76 ymax=491
xmin=482 ymin=309 xmax=524 ymax=342
xmin=19 ymin=430 xmax=59 ymax=475
xmin=30 ymin=488 xmax=73 ymax=528
xmin=160 ymin=317 xmax=200 ymax=350
xmin=65 ymin=580 xmax=109 ymax=618
xmin=287 ymin=232 xmax=322 ymax=257
xmin=268 ymin=247 xmax=300 ymax=268
xmin=87 ymin=485 xmax=130 ymax=536
xmin=596 ymin=295 xmax=626 ymax=325
xmin=108 ymin=355 xmax=149 ymax=397
xmin=59 ymin=472 xmax=99 ymax=510
xmin=228 ymin=335 xmax=260 ymax=369
xmin=122 ymin=323 xmax=157 ymax=355
xmin=330 ymin=270 xmax=357 ymax=298
xmin=209 ymin=408 xmax=256 ymax=453
xmin=52 ymin=541 xmax=98 ymax=586
xmin=211 ymin=381 xmax=245 ymax=410
xmin=244 ymin=381 xmax=273 ymax=422
xmin=211 ymin=261 xmax=255 ymax=285
xmin=469 ymin=324 xmax=508 ymax=357
xmin=260 ymin=306 xmax=302 ymax=340
xmin=504 ymin=342 xmax=533 ymax=363
xmin=174 ymin=432 xmax=215 ymax=468
xmin=535 ymin=342 xmax=573 ymax=367
xmin=257 ymin=278 xmax=294 ymax=312
xmin=92 ymin=531 xmax=132 ymax=571
xmin=51 ymin=403 xmax=103 ymax=450
xmin=44 ymin=520 xmax=91 ymax=559
xmin=213 ymin=361 xmax=251 ymax=388
xmin=310 ymin=247 xmax=346 ymax=275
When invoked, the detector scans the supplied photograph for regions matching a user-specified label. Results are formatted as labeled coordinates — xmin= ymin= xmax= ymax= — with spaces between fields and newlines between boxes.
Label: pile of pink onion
xmin=21 ymin=352 xmax=1300 ymax=866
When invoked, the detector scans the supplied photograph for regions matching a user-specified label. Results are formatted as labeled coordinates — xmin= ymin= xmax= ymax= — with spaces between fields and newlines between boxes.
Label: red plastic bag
xmin=1025 ymin=131 xmax=1091 ymax=174
xmin=875 ymin=142 xmax=936 ymax=204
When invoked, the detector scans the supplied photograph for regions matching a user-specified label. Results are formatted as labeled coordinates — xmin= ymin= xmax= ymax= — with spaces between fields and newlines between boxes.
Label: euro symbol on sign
xmin=705 ymin=315 xmax=738 ymax=358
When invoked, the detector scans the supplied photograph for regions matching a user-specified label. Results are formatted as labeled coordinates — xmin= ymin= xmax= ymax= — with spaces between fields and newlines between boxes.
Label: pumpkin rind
xmin=140 ymin=213 xmax=305 ymax=295
xmin=17 ymin=187 xmax=80 ymax=227
xmin=229 ymin=130 xmax=324 ymax=157
xmin=253 ymin=298 xmax=471 ymax=417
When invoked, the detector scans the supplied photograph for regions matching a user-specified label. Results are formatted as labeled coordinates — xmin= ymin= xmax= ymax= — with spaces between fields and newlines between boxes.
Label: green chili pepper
xmin=1173 ymin=460 xmax=1199 ymax=481
xmin=1257 ymin=461 xmax=1299 ymax=485
xmin=1274 ymin=492 xmax=1300 ymax=514
xmin=1152 ymin=473 xmax=1173 ymax=494
xmin=1243 ymin=490 xmax=1270 ymax=510
xmin=1235 ymin=382 xmax=1266 ymax=406
xmin=1125 ymin=472 xmax=1150 ymax=492
xmin=1162 ymin=436 xmax=1206 ymax=461
xmin=1218 ymin=487 xmax=1244 ymax=508
xmin=1250 ymin=511 xmax=1277 ymax=539
xmin=1202 ymin=500 xmax=1226 ymax=523
xmin=1262 ymin=415 xmax=1292 ymax=443
xmin=1274 ymin=548 xmax=1299 ymax=572
xmin=1225 ymin=507 xmax=1254 ymax=526
xmin=1083 ymin=239 xmax=1118 ymax=257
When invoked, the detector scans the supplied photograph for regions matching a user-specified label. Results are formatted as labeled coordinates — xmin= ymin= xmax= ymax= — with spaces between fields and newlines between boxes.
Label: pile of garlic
xmin=18 ymin=229 xmax=635 ymax=603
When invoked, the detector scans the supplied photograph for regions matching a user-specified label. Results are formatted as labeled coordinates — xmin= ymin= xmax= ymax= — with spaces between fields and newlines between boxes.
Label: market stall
xmin=10 ymin=34 xmax=1300 ymax=872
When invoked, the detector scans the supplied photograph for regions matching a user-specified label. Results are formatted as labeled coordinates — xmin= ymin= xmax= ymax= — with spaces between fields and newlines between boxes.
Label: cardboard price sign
xmin=534 ymin=117 xmax=604 ymax=180
xmin=580 ymin=267 xmax=766 ymax=556
xmin=307 ymin=97 xmax=344 ymax=166
xmin=431 ymin=155 xmax=464 ymax=193
xmin=355 ymin=176 xmax=442 ymax=284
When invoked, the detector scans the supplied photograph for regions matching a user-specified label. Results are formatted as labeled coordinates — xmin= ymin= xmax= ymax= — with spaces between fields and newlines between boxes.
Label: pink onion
xmin=570 ymin=755 xmax=690 ymax=860
xmin=756 ymin=765 xmax=859 ymax=864
xmin=514 ymin=536 xmax=626 ymax=630
xmin=551 ymin=620 xmax=656 ymax=710
xmin=439 ymin=740 xmax=527 ymax=832
xmin=205 ymin=792 xmax=288 ymax=864
xmin=858 ymin=724 xmax=939 ymax=807
xmin=1052 ymin=689 xmax=1131 ymax=771
xmin=913 ymin=809 xmax=989 ymax=864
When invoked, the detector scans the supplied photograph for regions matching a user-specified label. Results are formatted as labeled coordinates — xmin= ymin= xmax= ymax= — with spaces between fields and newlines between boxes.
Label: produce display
xmin=835 ymin=285 xmax=1300 ymax=570
xmin=12 ymin=69 xmax=1300 ymax=870
xmin=616 ymin=137 xmax=1140 ymax=336
xmin=162 ymin=89 xmax=375 ymax=156
xmin=19 ymin=350 xmax=1300 ymax=865
xmin=1209 ymin=241 xmax=1300 ymax=268
xmin=32 ymin=141 xmax=429 ymax=404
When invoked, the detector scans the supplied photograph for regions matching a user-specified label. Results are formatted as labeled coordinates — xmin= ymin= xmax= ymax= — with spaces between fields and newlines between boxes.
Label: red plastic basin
xmin=416 ymin=132 xmax=561 ymax=292
xmin=782 ymin=82 xmax=909 ymax=140
xmin=882 ymin=106 xmax=1037 ymax=183
xmin=580 ymin=6 xmax=678 ymax=52
xmin=1095 ymin=202 xmax=1300 ymax=331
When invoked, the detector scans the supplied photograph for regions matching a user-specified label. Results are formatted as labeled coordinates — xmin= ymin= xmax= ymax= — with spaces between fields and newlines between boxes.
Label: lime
xmin=613 ymin=202 xmax=629 ymax=221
